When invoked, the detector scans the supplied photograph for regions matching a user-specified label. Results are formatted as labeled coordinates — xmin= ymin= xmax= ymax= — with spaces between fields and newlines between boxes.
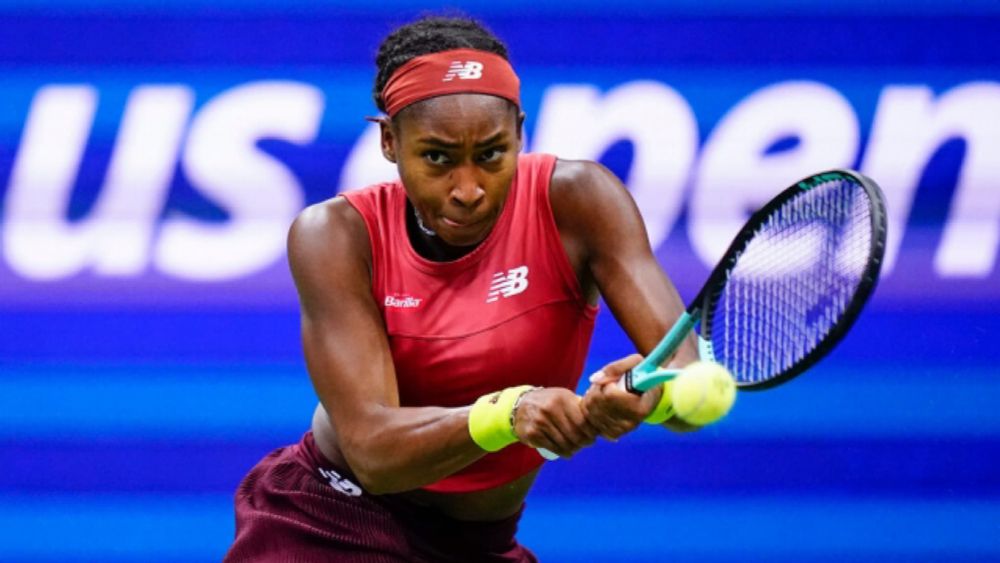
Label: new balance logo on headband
xmin=381 ymin=49 xmax=519 ymax=116
xmin=443 ymin=61 xmax=484 ymax=82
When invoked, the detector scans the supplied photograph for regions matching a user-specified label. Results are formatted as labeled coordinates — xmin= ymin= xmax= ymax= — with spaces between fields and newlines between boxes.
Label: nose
xmin=449 ymin=164 xmax=485 ymax=208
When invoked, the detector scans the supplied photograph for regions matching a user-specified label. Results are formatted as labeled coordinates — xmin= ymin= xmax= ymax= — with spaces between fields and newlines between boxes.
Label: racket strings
xmin=713 ymin=179 xmax=874 ymax=384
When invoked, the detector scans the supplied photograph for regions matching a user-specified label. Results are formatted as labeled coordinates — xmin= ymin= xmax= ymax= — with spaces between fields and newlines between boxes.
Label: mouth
xmin=435 ymin=212 xmax=496 ymax=246
xmin=440 ymin=215 xmax=485 ymax=230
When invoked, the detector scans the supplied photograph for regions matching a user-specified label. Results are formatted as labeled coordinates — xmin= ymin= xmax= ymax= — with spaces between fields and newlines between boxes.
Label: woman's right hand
xmin=512 ymin=387 xmax=598 ymax=458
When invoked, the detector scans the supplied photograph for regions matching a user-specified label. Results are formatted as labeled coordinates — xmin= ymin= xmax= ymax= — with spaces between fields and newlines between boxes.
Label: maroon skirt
xmin=223 ymin=432 xmax=538 ymax=562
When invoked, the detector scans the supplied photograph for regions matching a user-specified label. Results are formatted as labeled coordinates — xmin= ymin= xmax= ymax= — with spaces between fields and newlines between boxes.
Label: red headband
xmin=381 ymin=48 xmax=521 ymax=118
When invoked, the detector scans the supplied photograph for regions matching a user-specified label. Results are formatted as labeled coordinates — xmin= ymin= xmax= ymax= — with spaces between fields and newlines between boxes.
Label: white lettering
xmin=90 ymin=86 xmax=195 ymax=275
xmin=3 ymin=85 xmax=192 ymax=279
xmin=690 ymin=81 xmax=859 ymax=265
xmin=384 ymin=295 xmax=423 ymax=308
xmin=936 ymin=83 xmax=1000 ymax=276
xmin=487 ymin=265 xmax=529 ymax=302
xmin=4 ymin=77 xmax=997 ymax=291
xmin=531 ymin=81 xmax=698 ymax=252
xmin=318 ymin=467 xmax=362 ymax=496
xmin=155 ymin=81 xmax=323 ymax=280
xmin=3 ymin=86 xmax=98 ymax=280
xmin=443 ymin=61 xmax=484 ymax=81
xmin=862 ymin=83 xmax=1000 ymax=277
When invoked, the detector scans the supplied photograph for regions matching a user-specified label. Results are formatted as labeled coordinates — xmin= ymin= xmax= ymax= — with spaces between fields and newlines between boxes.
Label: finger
xmin=580 ymin=385 xmax=601 ymax=413
xmin=580 ymin=387 xmax=619 ymax=438
xmin=587 ymin=382 xmax=643 ymax=429
xmin=602 ymin=410 xmax=642 ymax=440
xmin=586 ymin=386 xmax=651 ymax=440
xmin=588 ymin=368 xmax=616 ymax=386
xmin=604 ymin=353 xmax=644 ymax=377
xmin=546 ymin=400 xmax=598 ymax=452
xmin=601 ymin=426 xmax=630 ymax=441
xmin=585 ymin=405 xmax=624 ymax=441
xmin=589 ymin=354 xmax=644 ymax=385
xmin=593 ymin=419 xmax=632 ymax=441
xmin=517 ymin=418 xmax=570 ymax=456
xmin=595 ymin=380 xmax=647 ymax=418
xmin=588 ymin=395 xmax=637 ymax=440
xmin=537 ymin=423 xmax=580 ymax=458
xmin=563 ymin=398 xmax=599 ymax=445
xmin=561 ymin=393 xmax=598 ymax=445
xmin=520 ymin=398 xmax=584 ymax=456
xmin=638 ymin=384 xmax=664 ymax=417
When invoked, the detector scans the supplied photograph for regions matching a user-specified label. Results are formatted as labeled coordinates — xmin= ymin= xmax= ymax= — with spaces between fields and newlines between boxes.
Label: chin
xmin=441 ymin=232 xmax=486 ymax=248
xmin=436 ymin=218 xmax=493 ymax=248
xmin=443 ymin=222 xmax=493 ymax=247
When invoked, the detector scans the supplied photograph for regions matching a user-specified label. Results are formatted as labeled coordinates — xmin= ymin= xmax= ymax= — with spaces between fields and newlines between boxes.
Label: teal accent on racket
xmin=621 ymin=310 xmax=696 ymax=393
xmin=540 ymin=169 xmax=887 ymax=460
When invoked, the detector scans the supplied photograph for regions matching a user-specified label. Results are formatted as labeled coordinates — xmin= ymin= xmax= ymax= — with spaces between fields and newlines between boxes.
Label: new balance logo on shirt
xmin=487 ymin=266 xmax=529 ymax=303
xmin=318 ymin=467 xmax=362 ymax=497
xmin=443 ymin=61 xmax=484 ymax=82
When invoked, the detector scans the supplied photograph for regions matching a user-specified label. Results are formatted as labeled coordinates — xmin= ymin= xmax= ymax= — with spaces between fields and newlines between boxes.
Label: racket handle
xmin=618 ymin=369 xmax=639 ymax=394
xmin=537 ymin=448 xmax=559 ymax=460
xmin=638 ymin=311 xmax=697 ymax=374
xmin=617 ymin=367 xmax=682 ymax=393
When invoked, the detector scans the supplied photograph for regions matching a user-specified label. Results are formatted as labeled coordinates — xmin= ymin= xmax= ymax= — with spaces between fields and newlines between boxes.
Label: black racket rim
xmin=697 ymin=169 xmax=888 ymax=390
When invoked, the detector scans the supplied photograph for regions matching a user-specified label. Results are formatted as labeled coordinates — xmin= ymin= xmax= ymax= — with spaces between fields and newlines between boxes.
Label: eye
xmin=478 ymin=147 xmax=506 ymax=164
xmin=423 ymin=150 xmax=451 ymax=166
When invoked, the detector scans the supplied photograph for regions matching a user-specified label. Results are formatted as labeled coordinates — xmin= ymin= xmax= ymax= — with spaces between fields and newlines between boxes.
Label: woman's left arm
xmin=549 ymin=158 xmax=699 ymax=438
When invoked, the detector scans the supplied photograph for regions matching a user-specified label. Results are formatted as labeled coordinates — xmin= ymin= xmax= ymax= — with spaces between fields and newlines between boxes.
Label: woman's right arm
xmin=287 ymin=198 xmax=593 ymax=494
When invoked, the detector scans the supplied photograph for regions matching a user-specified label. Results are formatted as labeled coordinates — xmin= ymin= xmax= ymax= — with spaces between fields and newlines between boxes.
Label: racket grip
xmin=620 ymin=367 xmax=682 ymax=393
xmin=617 ymin=369 xmax=640 ymax=394
xmin=536 ymin=448 xmax=559 ymax=460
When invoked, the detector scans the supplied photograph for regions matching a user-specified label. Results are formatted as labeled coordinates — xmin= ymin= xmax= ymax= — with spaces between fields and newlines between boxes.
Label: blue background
xmin=1 ymin=1 xmax=999 ymax=561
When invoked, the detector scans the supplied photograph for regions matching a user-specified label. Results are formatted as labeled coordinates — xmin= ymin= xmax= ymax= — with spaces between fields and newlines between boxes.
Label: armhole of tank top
xmin=338 ymin=192 xmax=381 ymax=299
xmin=538 ymin=157 xmax=595 ymax=312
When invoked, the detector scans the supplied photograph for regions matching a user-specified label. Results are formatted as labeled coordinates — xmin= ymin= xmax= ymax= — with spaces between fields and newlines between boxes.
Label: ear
xmin=376 ymin=117 xmax=397 ymax=163
xmin=516 ymin=111 xmax=526 ymax=151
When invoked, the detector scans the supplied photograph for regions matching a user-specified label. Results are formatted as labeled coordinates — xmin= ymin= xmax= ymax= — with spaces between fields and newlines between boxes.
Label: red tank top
xmin=341 ymin=153 xmax=597 ymax=493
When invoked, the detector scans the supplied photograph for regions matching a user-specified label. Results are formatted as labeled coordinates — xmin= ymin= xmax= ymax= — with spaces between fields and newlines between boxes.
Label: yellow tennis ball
xmin=669 ymin=361 xmax=737 ymax=426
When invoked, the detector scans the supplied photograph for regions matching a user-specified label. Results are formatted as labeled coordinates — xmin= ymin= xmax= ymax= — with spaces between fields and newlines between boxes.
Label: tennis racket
xmin=623 ymin=168 xmax=887 ymax=392
xmin=539 ymin=169 xmax=887 ymax=459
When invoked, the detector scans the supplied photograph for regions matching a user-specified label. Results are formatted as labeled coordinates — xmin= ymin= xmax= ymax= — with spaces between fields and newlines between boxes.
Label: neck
xmin=405 ymin=200 xmax=477 ymax=262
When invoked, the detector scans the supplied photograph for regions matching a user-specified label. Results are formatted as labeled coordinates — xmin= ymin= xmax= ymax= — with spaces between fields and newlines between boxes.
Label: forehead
xmin=395 ymin=94 xmax=518 ymax=141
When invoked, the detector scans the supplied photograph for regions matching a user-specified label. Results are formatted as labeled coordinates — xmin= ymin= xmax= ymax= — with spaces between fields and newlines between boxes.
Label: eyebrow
xmin=415 ymin=132 xmax=507 ymax=149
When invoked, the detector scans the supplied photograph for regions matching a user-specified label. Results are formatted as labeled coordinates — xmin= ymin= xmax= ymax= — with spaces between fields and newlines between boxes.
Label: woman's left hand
xmin=580 ymin=354 xmax=662 ymax=441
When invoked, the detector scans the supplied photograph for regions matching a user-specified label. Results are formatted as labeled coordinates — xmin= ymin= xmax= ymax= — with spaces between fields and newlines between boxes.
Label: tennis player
xmin=224 ymin=15 xmax=697 ymax=562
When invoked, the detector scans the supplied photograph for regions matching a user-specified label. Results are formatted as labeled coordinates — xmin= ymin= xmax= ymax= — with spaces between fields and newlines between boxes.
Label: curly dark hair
xmin=372 ymin=15 xmax=510 ymax=114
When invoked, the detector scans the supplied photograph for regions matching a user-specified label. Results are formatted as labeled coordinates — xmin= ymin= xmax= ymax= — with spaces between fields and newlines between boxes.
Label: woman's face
xmin=381 ymin=94 xmax=523 ymax=248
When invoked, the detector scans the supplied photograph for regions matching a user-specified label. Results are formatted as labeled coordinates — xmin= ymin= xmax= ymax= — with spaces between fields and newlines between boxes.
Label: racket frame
xmin=623 ymin=169 xmax=887 ymax=393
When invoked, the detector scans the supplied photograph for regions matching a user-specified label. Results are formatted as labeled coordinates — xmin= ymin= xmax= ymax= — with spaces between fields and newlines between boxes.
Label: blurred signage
xmin=2 ymin=79 xmax=996 ymax=291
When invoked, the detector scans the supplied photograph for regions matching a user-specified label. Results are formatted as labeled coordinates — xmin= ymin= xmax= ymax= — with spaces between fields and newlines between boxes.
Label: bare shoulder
xmin=549 ymin=158 xmax=627 ymax=207
xmin=287 ymin=196 xmax=372 ymax=300
xmin=548 ymin=158 xmax=646 ymax=246
xmin=289 ymin=196 xmax=368 ymax=262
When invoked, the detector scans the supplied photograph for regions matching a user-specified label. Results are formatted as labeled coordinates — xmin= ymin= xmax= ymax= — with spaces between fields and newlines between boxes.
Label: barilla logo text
xmin=487 ymin=266 xmax=529 ymax=303
xmin=385 ymin=295 xmax=423 ymax=308
xmin=443 ymin=61 xmax=484 ymax=82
